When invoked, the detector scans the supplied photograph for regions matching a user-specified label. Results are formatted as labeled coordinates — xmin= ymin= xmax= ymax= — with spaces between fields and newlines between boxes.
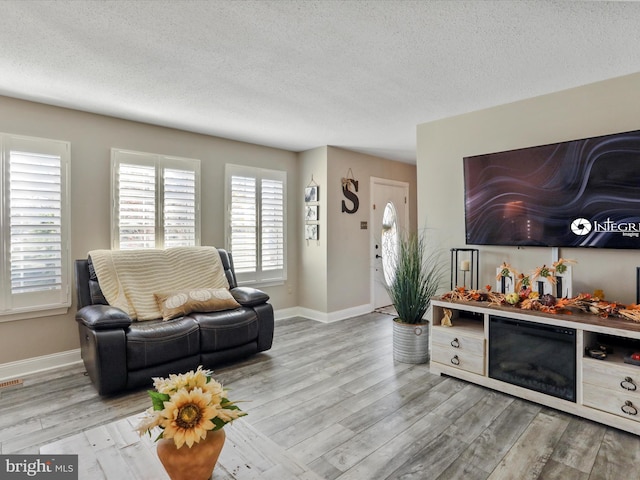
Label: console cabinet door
xmin=583 ymin=358 xmax=640 ymax=399
xmin=432 ymin=327 xmax=485 ymax=357
xmin=431 ymin=345 xmax=485 ymax=375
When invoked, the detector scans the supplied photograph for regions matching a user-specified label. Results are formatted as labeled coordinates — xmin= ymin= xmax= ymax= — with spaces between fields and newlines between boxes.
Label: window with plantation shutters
xmin=226 ymin=164 xmax=286 ymax=285
xmin=0 ymin=133 xmax=71 ymax=321
xmin=111 ymin=149 xmax=200 ymax=250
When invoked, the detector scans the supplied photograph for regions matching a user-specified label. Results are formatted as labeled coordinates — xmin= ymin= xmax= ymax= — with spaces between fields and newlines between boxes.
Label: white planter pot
xmin=393 ymin=319 xmax=430 ymax=364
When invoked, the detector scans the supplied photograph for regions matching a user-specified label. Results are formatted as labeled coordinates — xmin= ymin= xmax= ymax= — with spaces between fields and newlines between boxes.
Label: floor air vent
xmin=0 ymin=378 xmax=23 ymax=389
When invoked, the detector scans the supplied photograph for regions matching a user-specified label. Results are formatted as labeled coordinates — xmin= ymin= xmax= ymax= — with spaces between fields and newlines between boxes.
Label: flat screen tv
xmin=463 ymin=129 xmax=640 ymax=249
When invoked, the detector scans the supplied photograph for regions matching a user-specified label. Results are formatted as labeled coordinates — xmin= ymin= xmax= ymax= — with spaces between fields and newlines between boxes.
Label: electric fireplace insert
xmin=489 ymin=315 xmax=577 ymax=402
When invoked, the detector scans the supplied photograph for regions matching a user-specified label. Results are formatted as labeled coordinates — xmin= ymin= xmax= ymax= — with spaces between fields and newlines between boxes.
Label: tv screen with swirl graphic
xmin=463 ymin=129 xmax=640 ymax=249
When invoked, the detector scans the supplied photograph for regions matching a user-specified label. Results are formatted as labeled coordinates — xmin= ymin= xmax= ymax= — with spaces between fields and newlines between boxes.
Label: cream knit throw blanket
xmin=88 ymin=246 xmax=229 ymax=321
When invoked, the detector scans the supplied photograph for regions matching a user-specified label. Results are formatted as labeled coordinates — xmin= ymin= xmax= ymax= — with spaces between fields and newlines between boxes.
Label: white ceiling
xmin=1 ymin=1 xmax=640 ymax=163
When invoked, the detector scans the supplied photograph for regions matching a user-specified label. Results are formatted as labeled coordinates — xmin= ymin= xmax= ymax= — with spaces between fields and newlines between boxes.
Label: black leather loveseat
xmin=75 ymin=248 xmax=274 ymax=395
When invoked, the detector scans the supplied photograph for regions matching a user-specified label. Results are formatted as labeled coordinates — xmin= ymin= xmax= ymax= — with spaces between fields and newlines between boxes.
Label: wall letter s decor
xmin=341 ymin=169 xmax=359 ymax=214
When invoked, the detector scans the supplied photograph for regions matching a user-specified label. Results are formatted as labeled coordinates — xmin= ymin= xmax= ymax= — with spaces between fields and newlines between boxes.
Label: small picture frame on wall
xmin=305 ymin=224 xmax=319 ymax=240
xmin=305 ymin=205 xmax=318 ymax=221
xmin=304 ymin=185 xmax=319 ymax=203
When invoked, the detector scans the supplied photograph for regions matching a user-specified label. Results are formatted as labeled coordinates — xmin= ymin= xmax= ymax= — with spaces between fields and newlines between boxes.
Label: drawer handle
xmin=622 ymin=400 xmax=638 ymax=416
xmin=450 ymin=338 xmax=460 ymax=348
xmin=620 ymin=377 xmax=637 ymax=391
xmin=451 ymin=355 xmax=460 ymax=366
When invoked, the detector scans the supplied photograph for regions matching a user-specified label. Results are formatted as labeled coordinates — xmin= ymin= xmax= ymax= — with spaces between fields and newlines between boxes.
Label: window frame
xmin=111 ymin=148 xmax=201 ymax=250
xmin=224 ymin=164 xmax=287 ymax=286
xmin=0 ymin=133 xmax=71 ymax=322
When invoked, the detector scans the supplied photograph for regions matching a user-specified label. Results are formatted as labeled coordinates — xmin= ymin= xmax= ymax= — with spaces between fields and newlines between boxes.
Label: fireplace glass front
xmin=489 ymin=315 xmax=576 ymax=402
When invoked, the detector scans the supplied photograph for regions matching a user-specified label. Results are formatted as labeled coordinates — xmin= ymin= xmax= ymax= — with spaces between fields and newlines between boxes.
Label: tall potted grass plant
xmin=385 ymin=231 xmax=444 ymax=363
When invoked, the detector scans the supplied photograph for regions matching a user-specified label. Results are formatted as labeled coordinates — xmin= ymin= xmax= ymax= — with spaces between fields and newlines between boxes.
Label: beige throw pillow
xmin=155 ymin=288 xmax=240 ymax=321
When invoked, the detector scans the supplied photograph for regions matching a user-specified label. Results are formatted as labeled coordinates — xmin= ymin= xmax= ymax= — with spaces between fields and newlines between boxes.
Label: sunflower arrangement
xmin=135 ymin=366 xmax=246 ymax=448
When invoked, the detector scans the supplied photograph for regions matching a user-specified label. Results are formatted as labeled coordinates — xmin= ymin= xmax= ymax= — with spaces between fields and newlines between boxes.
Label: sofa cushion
xmin=126 ymin=317 xmax=200 ymax=370
xmin=155 ymin=288 xmax=240 ymax=321
xmin=191 ymin=308 xmax=259 ymax=352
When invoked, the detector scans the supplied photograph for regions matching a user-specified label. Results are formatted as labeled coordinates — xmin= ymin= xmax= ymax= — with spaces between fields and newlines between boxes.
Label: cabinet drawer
xmin=431 ymin=345 xmax=484 ymax=375
xmin=583 ymin=383 xmax=640 ymax=423
xmin=432 ymin=327 xmax=485 ymax=357
xmin=583 ymin=358 xmax=640 ymax=397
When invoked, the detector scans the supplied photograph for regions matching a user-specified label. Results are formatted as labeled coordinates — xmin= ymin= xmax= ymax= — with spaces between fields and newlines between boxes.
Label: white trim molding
xmin=0 ymin=304 xmax=375 ymax=380
xmin=294 ymin=304 xmax=373 ymax=323
xmin=274 ymin=307 xmax=301 ymax=321
xmin=0 ymin=349 xmax=82 ymax=382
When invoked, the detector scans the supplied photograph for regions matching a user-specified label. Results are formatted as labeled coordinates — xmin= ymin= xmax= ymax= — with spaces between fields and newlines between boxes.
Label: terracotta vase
xmin=157 ymin=428 xmax=226 ymax=480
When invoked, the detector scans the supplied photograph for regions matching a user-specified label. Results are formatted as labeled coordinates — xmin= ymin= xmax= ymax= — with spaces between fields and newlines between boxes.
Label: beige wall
xmin=297 ymin=146 xmax=417 ymax=315
xmin=7 ymin=71 xmax=639 ymax=365
xmin=298 ymin=147 xmax=329 ymax=312
xmin=0 ymin=95 xmax=299 ymax=364
xmin=417 ymin=72 xmax=640 ymax=304
xmin=325 ymin=147 xmax=417 ymax=312
xmin=0 ymin=95 xmax=417 ymax=366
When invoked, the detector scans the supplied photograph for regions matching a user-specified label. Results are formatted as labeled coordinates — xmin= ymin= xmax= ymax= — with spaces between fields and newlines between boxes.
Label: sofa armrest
xmin=76 ymin=305 xmax=132 ymax=330
xmin=231 ymin=287 xmax=270 ymax=307
xmin=254 ymin=303 xmax=274 ymax=352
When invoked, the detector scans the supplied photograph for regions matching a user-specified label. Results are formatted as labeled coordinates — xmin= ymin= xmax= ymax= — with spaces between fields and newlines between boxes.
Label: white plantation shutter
xmin=261 ymin=178 xmax=284 ymax=272
xmin=226 ymin=165 xmax=286 ymax=284
xmin=117 ymin=163 xmax=156 ymax=249
xmin=229 ymin=175 xmax=257 ymax=273
xmin=111 ymin=149 xmax=200 ymax=250
xmin=10 ymin=152 xmax=62 ymax=293
xmin=0 ymin=134 xmax=71 ymax=320
xmin=164 ymin=168 xmax=196 ymax=248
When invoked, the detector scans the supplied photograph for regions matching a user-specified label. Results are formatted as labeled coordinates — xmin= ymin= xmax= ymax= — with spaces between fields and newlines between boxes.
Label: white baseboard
xmin=296 ymin=303 xmax=373 ymax=323
xmin=1 ymin=305 xmax=375 ymax=380
xmin=0 ymin=349 xmax=82 ymax=382
xmin=274 ymin=307 xmax=301 ymax=321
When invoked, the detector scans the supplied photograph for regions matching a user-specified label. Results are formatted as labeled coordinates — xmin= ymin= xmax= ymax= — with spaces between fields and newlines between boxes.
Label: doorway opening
xmin=371 ymin=177 xmax=409 ymax=311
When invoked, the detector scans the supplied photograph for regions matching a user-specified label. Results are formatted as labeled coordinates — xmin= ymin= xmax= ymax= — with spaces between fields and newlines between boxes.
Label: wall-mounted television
xmin=463 ymin=129 xmax=640 ymax=249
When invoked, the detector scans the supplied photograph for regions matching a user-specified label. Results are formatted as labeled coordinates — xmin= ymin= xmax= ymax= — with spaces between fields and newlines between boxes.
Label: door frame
xmin=370 ymin=176 xmax=410 ymax=309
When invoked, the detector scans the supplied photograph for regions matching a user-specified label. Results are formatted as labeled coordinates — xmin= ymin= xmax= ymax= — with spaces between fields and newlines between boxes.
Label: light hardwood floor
xmin=2 ymin=313 xmax=640 ymax=479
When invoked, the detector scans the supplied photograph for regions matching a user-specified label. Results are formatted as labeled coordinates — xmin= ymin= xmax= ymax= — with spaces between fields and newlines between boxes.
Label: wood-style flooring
xmin=2 ymin=312 xmax=640 ymax=479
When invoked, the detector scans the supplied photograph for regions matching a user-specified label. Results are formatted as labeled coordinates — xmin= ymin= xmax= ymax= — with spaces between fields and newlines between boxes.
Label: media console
xmin=430 ymin=298 xmax=640 ymax=435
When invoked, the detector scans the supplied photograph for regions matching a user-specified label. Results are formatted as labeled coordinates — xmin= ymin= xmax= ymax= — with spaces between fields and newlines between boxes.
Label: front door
xmin=371 ymin=178 xmax=409 ymax=309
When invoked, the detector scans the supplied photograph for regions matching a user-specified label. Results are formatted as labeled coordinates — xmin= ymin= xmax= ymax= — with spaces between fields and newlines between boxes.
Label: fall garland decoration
xmin=441 ymin=286 xmax=640 ymax=323
xmin=444 ymin=258 xmax=640 ymax=322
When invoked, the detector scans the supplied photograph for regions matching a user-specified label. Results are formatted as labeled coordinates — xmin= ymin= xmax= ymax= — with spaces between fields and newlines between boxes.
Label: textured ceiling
xmin=1 ymin=1 xmax=640 ymax=163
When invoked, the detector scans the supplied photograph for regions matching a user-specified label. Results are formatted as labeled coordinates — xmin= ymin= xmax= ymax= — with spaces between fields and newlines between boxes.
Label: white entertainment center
xmin=430 ymin=298 xmax=640 ymax=435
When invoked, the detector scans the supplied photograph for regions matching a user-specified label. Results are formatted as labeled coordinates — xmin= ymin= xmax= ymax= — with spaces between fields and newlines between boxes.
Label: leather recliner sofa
xmin=75 ymin=249 xmax=274 ymax=395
